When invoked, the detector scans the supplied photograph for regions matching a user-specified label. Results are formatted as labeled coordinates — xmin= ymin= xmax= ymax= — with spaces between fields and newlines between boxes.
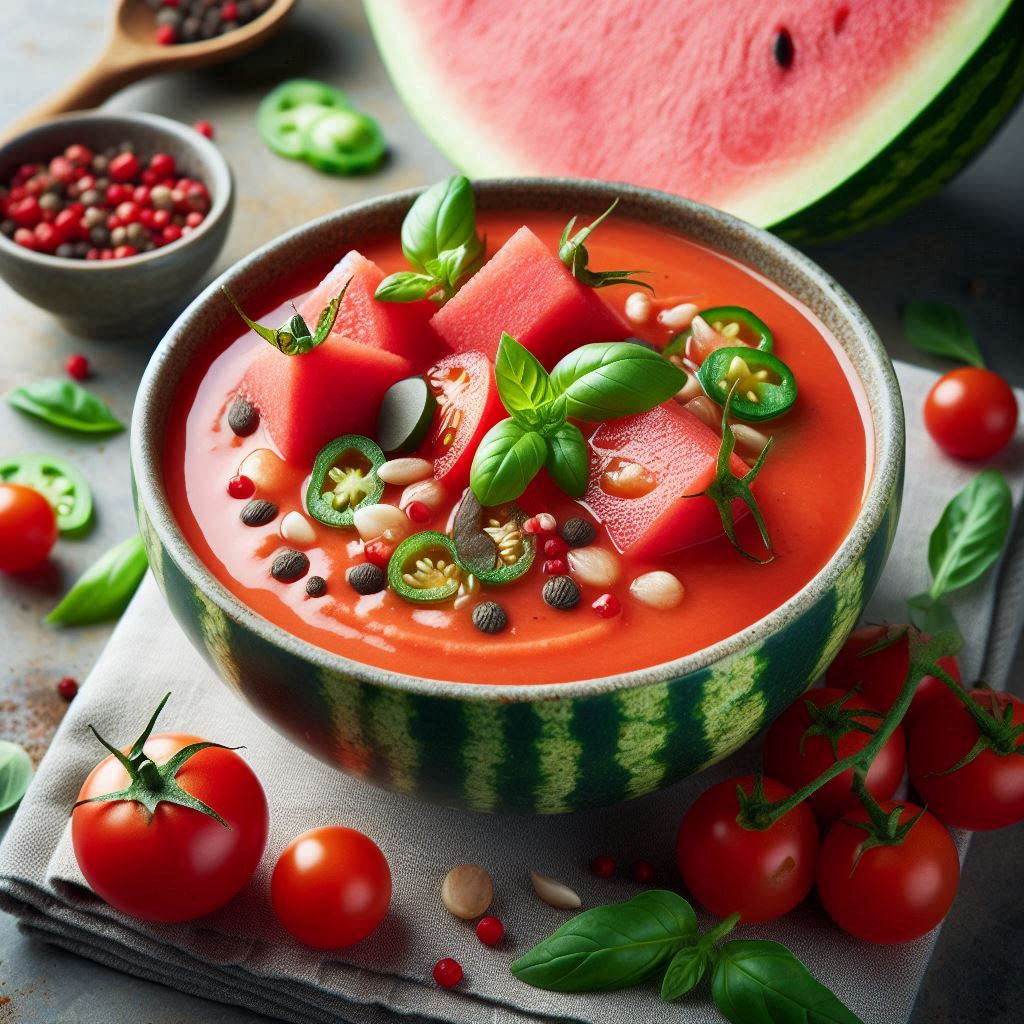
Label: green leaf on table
xmin=549 ymin=342 xmax=685 ymax=421
xmin=47 ymin=535 xmax=148 ymax=627
xmin=374 ymin=271 xmax=440 ymax=303
xmin=545 ymin=421 xmax=589 ymax=498
xmin=0 ymin=741 xmax=32 ymax=814
xmin=401 ymin=175 xmax=480 ymax=271
xmin=511 ymin=890 xmax=698 ymax=993
xmin=469 ymin=419 xmax=547 ymax=506
xmin=906 ymin=592 xmax=961 ymax=638
xmin=711 ymin=940 xmax=863 ymax=1024
xmin=903 ymin=301 xmax=984 ymax=368
xmin=494 ymin=332 xmax=556 ymax=428
xmin=661 ymin=945 xmax=710 ymax=1002
xmin=7 ymin=378 xmax=123 ymax=434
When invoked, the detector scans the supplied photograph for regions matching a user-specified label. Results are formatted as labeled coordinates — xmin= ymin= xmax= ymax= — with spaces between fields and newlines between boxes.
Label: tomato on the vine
xmin=272 ymin=825 xmax=391 ymax=949
xmin=675 ymin=775 xmax=818 ymax=922
xmin=71 ymin=696 xmax=269 ymax=922
xmin=923 ymin=367 xmax=1017 ymax=460
xmin=0 ymin=482 xmax=58 ymax=573
xmin=908 ymin=690 xmax=1024 ymax=830
xmin=817 ymin=801 xmax=959 ymax=943
xmin=827 ymin=624 xmax=962 ymax=730
xmin=763 ymin=687 xmax=906 ymax=823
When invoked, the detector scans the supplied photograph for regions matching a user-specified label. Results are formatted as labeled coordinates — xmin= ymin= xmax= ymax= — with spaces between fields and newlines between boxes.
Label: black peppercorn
xmin=543 ymin=575 xmax=581 ymax=611
xmin=348 ymin=562 xmax=386 ymax=595
xmin=560 ymin=517 xmax=596 ymax=548
xmin=228 ymin=395 xmax=259 ymax=437
xmin=271 ymin=548 xmax=309 ymax=583
xmin=240 ymin=499 xmax=278 ymax=527
xmin=472 ymin=601 xmax=508 ymax=634
xmin=305 ymin=575 xmax=328 ymax=598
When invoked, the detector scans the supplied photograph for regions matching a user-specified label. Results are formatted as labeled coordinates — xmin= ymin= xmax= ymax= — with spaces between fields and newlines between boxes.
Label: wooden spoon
xmin=3 ymin=0 xmax=297 ymax=141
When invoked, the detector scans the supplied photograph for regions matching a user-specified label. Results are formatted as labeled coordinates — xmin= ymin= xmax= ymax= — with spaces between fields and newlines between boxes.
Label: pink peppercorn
xmin=406 ymin=500 xmax=431 ymax=524
xmin=65 ymin=354 xmax=90 ymax=381
xmin=108 ymin=152 xmax=140 ymax=182
xmin=542 ymin=558 xmax=566 ymax=575
xmin=155 ymin=24 xmax=178 ymax=45
xmin=543 ymin=536 xmax=568 ymax=560
xmin=476 ymin=916 xmax=504 ymax=946
xmin=592 ymin=593 xmax=621 ymax=618
xmin=631 ymin=860 xmax=655 ymax=884
xmin=222 ymin=1 xmax=239 ymax=20
xmin=193 ymin=120 xmax=215 ymax=139
xmin=149 ymin=153 xmax=176 ymax=178
xmin=433 ymin=958 xmax=462 ymax=989
xmin=590 ymin=854 xmax=616 ymax=878
xmin=57 ymin=676 xmax=79 ymax=702
xmin=227 ymin=474 xmax=255 ymax=499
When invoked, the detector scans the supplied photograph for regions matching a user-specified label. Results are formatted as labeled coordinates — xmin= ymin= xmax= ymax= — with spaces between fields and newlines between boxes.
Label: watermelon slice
xmin=583 ymin=403 xmax=750 ymax=558
xmin=431 ymin=226 xmax=630 ymax=368
xmin=299 ymin=249 xmax=444 ymax=370
xmin=367 ymin=1 xmax=1024 ymax=243
xmin=241 ymin=339 xmax=411 ymax=465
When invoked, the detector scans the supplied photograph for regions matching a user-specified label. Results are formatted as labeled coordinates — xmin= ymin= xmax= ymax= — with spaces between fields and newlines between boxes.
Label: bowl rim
xmin=0 ymin=111 xmax=233 ymax=270
xmin=131 ymin=177 xmax=903 ymax=703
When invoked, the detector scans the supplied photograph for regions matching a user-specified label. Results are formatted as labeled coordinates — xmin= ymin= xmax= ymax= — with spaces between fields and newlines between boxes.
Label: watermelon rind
xmin=366 ymin=0 xmax=1024 ymax=242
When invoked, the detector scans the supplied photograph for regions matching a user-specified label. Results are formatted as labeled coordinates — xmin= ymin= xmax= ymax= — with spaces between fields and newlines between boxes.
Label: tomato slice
xmin=423 ymin=351 xmax=504 ymax=492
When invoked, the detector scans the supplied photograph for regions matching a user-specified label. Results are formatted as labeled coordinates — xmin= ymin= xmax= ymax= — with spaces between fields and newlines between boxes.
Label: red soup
xmin=165 ymin=203 xmax=870 ymax=685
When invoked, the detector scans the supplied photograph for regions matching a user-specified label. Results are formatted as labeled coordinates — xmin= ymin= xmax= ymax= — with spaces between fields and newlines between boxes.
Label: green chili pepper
xmin=305 ymin=435 xmax=385 ymax=528
xmin=664 ymin=306 xmax=773 ymax=358
xmin=388 ymin=531 xmax=462 ymax=604
xmin=257 ymin=79 xmax=352 ymax=159
xmin=452 ymin=491 xmax=536 ymax=585
xmin=301 ymin=108 xmax=386 ymax=176
xmin=0 ymin=454 xmax=93 ymax=535
xmin=697 ymin=347 xmax=797 ymax=422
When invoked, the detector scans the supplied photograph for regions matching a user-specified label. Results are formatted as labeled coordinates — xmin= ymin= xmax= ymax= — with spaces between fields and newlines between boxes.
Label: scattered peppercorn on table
xmin=1 ymin=1 xmax=1024 ymax=1021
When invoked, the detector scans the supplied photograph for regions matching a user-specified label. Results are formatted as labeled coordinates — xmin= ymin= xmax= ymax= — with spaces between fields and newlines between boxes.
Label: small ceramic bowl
xmin=0 ymin=112 xmax=233 ymax=337
xmin=132 ymin=179 xmax=904 ymax=814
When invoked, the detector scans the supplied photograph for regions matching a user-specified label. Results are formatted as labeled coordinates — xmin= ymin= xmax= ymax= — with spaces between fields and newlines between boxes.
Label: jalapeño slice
xmin=301 ymin=108 xmax=387 ymax=175
xmin=388 ymin=531 xmax=462 ymax=604
xmin=305 ymin=435 xmax=385 ymax=528
xmin=664 ymin=306 xmax=773 ymax=359
xmin=0 ymin=454 xmax=93 ymax=535
xmin=452 ymin=490 xmax=536 ymax=585
xmin=257 ymin=79 xmax=352 ymax=159
xmin=697 ymin=347 xmax=797 ymax=422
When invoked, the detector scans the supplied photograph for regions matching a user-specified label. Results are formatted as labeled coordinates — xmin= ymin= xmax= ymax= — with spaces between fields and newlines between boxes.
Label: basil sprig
xmin=470 ymin=334 xmax=685 ymax=505
xmin=47 ymin=534 xmax=148 ymax=627
xmin=376 ymin=176 xmax=485 ymax=305
xmin=907 ymin=468 xmax=1012 ymax=636
xmin=903 ymin=301 xmax=985 ymax=368
xmin=0 ymin=740 xmax=32 ymax=814
xmin=511 ymin=891 xmax=862 ymax=1023
xmin=223 ymin=282 xmax=347 ymax=356
xmin=559 ymin=199 xmax=652 ymax=290
xmin=7 ymin=378 xmax=123 ymax=435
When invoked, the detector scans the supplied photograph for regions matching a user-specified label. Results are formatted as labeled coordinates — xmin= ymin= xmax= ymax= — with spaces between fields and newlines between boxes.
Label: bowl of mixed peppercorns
xmin=0 ymin=111 xmax=233 ymax=337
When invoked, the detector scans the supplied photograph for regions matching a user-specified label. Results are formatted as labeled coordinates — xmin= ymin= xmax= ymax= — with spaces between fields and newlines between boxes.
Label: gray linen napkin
xmin=2 ymin=362 xmax=1023 ymax=1024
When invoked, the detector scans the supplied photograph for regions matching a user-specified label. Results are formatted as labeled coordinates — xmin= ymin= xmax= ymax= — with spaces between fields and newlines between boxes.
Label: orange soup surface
xmin=165 ymin=212 xmax=870 ymax=684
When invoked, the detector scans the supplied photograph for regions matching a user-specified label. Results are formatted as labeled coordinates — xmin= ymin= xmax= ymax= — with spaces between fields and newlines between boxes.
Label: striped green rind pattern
xmin=774 ymin=2 xmax=1024 ymax=245
xmin=135 ymin=468 xmax=898 ymax=814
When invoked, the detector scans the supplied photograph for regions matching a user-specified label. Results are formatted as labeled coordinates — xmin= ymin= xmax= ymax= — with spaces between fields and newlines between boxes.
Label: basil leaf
xmin=0 ymin=741 xmax=32 ymax=814
xmin=8 ymin=378 xmax=123 ymax=434
xmin=903 ymin=301 xmax=984 ymax=368
xmin=424 ymin=236 xmax=485 ymax=293
xmin=374 ymin=271 xmax=440 ymax=303
xmin=545 ymin=421 xmax=589 ymax=498
xmin=550 ymin=343 xmax=685 ymax=421
xmin=469 ymin=419 xmax=547 ymax=506
xmin=511 ymin=890 xmax=698 ymax=993
xmin=47 ymin=535 xmax=148 ymax=626
xmin=495 ymin=333 xmax=556 ymax=427
xmin=711 ymin=940 xmax=863 ymax=1024
xmin=928 ymin=469 xmax=1012 ymax=599
xmin=907 ymin=591 xmax=962 ymax=638
xmin=401 ymin=175 xmax=479 ymax=271
xmin=661 ymin=945 xmax=710 ymax=1002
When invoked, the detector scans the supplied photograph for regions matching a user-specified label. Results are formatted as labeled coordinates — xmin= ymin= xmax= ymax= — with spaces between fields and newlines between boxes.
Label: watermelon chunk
xmin=299 ymin=249 xmax=444 ymax=370
xmin=430 ymin=226 xmax=629 ymax=368
xmin=241 ymin=339 xmax=411 ymax=465
xmin=583 ymin=403 xmax=750 ymax=558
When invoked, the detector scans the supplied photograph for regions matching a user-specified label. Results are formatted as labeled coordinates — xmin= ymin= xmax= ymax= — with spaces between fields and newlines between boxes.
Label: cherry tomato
xmin=763 ymin=688 xmax=906 ymax=823
xmin=675 ymin=775 xmax=818 ymax=922
xmin=0 ymin=482 xmax=58 ymax=572
xmin=924 ymin=367 xmax=1017 ymax=460
xmin=272 ymin=825 xmax=391 ymax=949
xmin=817 ymin=801 xmax=959 ymax=943
xmin=827 ymin=625 xmax=962 ymax=731
xmin=908 ymin=690 xmax=1024 ymax=830
xmin=72 ymin=733 xmax=269 ymax=922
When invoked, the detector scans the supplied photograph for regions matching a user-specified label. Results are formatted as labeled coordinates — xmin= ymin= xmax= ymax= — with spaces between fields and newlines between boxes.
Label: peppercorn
xmin=471 ymin=601 xmax=508 ymax=634
xmin=228 ymin=394 xmax=259 ymax=436
xmin=560 ymin=517 xmax=596 ymax=548
xmin=305 ymin=575 xmax=328 ymax=598
xmin=240 ymin=498 xmax=278 ymax=527
xmin=542 ymin=575 xmax=581 ymax=611
xmin=347 ymin=562 xmax=386 ymax=595
xmin=271 ymin=548 xmax=309 ymax=583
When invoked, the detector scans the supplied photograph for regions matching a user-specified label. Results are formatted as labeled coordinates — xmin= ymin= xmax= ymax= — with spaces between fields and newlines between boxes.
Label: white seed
xmin=399 ymin=478 xmax=446 ymax=512
xmin=630 ymin=570 xmax=685 ymax=610
xmin=441 ymin=863 xmax=494 ymax=919
xmin=624 ymin=290 xmax=652 ymax=325
xmin=674 ymin=373 xmax=704 ymax=404
xmin=280 ymin=510 xmax=316 ymax=549
xmin=377 ymin=457 xmax=433 ymax=486
xmin=684 ymin=396 xmax=721 ymax=431
xmin=732 ymin=424 xmax=772 ymax=464
xmin=657 ymin=302 xmax=699 ymax=330
xmin=353 ymin=503 xmax=410 ymax=542
xmin=690 ymin=314 xmax=725 ymax=348
xmin=566 ymin=546 xmax=620 ymax=588
xmin=530 ymin=871 xmax=581 ymax=911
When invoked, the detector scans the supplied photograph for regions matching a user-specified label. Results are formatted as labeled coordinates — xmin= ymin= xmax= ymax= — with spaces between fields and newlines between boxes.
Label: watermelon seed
xmin=773 ymin=28 xmax=794 ymax=68
xmin=832 ymin=6 xmax=849 ymax=33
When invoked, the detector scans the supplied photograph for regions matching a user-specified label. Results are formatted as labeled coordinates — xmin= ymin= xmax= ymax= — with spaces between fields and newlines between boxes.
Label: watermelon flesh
xmin=299 ymin=249 xmax=444 ymax=370
xmin=241 ymin=339 xmax=411 ymax=464
xmin=368 ymin=0 xmax=1023 ymax=243
xmin=431 ymin=226 xmax=630 ymax=368
xmin=583 ymin=403 xmax=750 ymax=558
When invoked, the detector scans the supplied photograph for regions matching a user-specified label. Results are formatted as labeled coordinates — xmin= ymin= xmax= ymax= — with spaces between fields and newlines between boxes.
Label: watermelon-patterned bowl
xmin=131 ymin=179 xmax=903 ymax=814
